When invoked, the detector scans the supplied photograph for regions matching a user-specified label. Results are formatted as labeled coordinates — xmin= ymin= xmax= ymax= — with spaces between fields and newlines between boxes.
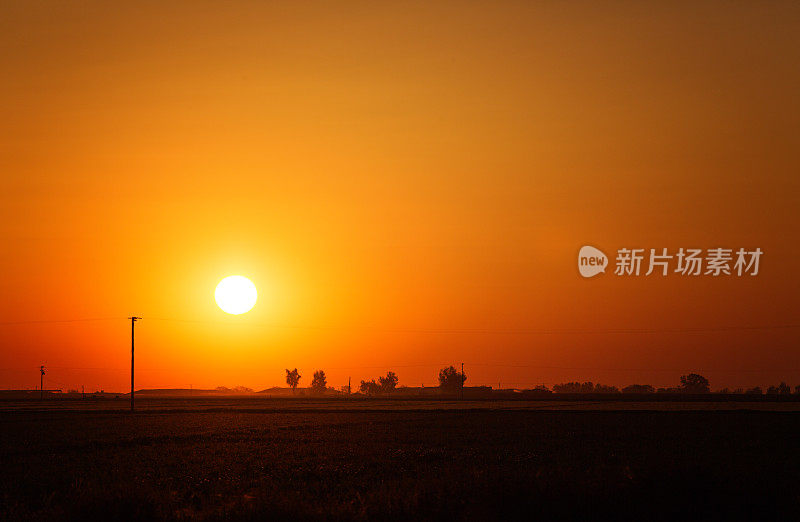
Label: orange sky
xmin=1 ymin=1 xmax=799 ymax=392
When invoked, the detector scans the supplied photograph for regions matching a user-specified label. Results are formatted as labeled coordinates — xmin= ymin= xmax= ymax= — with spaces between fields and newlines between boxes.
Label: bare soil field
xmin=1 ymin=400 xmax=799 ymax=520
xmin=4 ymin=396 xmax=800 ymax=412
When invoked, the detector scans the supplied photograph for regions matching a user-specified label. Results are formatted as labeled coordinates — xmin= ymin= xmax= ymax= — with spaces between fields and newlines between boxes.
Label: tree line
xmin=282 ymin=369 xmax=800 ymax=396
xmin=553 ymin=375 xmax=800 ymax=395
xmin=283 ymin=365 xmax=467 ymax=394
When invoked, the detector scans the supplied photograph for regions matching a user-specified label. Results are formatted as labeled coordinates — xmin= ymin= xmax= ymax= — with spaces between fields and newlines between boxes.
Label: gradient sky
xmin=2 ymin=1 xmax=799 ymax=392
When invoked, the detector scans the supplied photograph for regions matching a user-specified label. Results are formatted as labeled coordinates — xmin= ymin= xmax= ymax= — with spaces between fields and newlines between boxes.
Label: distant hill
xmin=256 ymin=387 xmax=344 ymax=396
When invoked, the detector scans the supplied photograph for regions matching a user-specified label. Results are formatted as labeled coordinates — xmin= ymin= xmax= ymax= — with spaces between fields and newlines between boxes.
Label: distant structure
xmin=40 ymin=365 xmax=45 ymax=400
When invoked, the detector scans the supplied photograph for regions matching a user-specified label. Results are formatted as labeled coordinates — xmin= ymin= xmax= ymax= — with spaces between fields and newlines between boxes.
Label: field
xmin=2 ymin=399 xmax=800 ymax=521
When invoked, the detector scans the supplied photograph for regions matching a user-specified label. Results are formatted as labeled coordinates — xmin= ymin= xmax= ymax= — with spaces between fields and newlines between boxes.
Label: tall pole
xmin=461 ymin=362 xmax=464 ymax=400
xmin=128 ymin=317 xmax=141 ymax=412
xmin=40 ymin=365 xmax=45 ymax=400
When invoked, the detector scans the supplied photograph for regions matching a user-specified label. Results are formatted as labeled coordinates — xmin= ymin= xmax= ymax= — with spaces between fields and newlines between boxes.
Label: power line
xmin=0 ymin=315 xmax=797 ymax=335
xmin=146 ymin=317 xmax=800 ymax=335
xmin=0 ymin=367 xmax=169 ymax=371
xmin=466 ymin=364 xmax=800 ymax=374
xmin=5 ymin=363 xmax=800 ymax=374
xmin=0 ymin=317 xmax=124 ymax=326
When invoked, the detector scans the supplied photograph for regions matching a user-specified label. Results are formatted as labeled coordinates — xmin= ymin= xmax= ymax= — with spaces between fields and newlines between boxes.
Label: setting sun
xmin=215 ymin=276 xmax=257 ymax=315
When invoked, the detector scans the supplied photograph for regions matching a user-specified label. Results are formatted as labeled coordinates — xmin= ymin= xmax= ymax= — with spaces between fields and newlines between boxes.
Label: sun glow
xmin=215 ymin=276 xmax=257 ymax=315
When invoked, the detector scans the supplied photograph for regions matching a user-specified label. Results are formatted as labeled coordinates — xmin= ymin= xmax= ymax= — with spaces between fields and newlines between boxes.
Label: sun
xmin=215 ymin=275 xmax=257 ymax=315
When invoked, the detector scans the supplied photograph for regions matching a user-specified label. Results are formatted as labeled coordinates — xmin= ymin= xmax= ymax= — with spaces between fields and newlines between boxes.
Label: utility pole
xmin=40 ymin=365 xmax=45 ymax=400
xmin=128 ymin=317 xmax=141 ymax=412
xmin=348 ymin=376 xmax=351 ymax=395
xmin=461 ymin=362 xmax=464 ymax=400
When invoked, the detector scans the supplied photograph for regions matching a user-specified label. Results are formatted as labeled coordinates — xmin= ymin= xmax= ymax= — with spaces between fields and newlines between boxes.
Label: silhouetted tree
xmin=766 ymin=383 xmax=790 ymax=395
xmin=379 ymin=371 xmax=399 ymax=393
xmin=745 ymin=386 xmax=762 ymax=395
xmin=553 ymin=382 xmax=582 ymax=393
xmin=795 ymin=385 xmax=800 ymax=395
xmin=680 ymin=373 xmax=710 ymax=393
xmin=553 ymin=382 xmax=618 ymax=393
xmin=285 ymin=368 xmax=301 ymax=393
xmin=622 ymin=384 xmax=655 ymax=394
xmin=438 ymin=366 xmax=466 ymax=391
xmin=311 ymin=370 xmax=327 ymax=393
xmin=594 ymin=384 xmax=619 ymax=393
xmin=359 ymin=379 xmax=380 ymax=395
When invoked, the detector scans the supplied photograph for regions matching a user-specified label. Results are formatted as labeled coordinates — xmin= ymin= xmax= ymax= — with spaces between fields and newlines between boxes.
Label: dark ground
xmin=1 ymin=401 xmax=799 ymax=521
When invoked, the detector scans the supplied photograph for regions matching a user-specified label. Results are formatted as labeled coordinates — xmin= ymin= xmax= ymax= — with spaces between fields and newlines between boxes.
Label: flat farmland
xmin=2 ymin=401 xmax=800 ymax=520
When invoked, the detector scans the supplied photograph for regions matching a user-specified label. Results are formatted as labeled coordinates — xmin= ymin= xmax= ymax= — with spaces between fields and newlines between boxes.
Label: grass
xmin=2 ymin=404 xmax=800 ymax=520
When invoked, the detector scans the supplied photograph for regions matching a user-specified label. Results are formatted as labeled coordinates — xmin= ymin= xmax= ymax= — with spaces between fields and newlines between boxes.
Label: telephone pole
xmin=40 ymin=365 xmax=45 ymax=400
xmin=460 ymin=362 xmax=464 ymax=400
xmin=128 ymin=317 xmax=141 ymax=412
